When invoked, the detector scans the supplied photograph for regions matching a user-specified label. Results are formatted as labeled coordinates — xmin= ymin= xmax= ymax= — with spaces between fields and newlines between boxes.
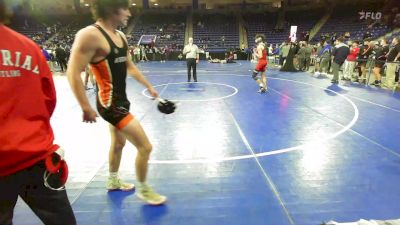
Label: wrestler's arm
xmin=67 ymin=27 xmax=98 ymax=120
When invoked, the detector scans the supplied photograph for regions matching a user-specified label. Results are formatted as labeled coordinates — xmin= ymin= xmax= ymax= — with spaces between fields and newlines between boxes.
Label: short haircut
xmin=255 ymin=34 xmax=266 ymax=42
xmin=91 ymin=0 xmax=129 ymax=20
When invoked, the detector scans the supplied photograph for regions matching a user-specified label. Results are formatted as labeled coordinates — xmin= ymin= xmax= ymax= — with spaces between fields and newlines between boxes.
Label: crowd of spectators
xmin=7 ymin=9 xmax=399 ymax=87
xmin=259 ymin=33 xmax=399 ymax=90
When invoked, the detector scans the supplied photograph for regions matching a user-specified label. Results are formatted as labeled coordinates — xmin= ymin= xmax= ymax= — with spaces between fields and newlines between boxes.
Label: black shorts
xmin=97 ymin=100 xmax=134 ymax=129
xmin=0 ymin=161 xmax=76 ymax=225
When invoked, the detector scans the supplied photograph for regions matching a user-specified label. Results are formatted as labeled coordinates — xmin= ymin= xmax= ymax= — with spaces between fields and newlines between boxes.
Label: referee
xmin=183 ymin=37 xmax=199 ymax=82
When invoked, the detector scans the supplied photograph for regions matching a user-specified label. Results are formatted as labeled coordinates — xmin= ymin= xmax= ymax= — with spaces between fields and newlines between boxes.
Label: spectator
xmin=140 ymin=45 xmax=148 ymax=61
xmin=133 ymin=45 xmax=140 ymax=63
xmin=384 ymin=37 xmax=400 ymax=89
xmin=331 ymin=37 xmax=350 ymax=84
xmin=245 ymin=46 xmax=252 ymax=61
xmin=160 ymin=47 xmax=166 ymax=63
xmin=315 ymin=40 xmax=332 ymax=76
xmin=356 ymin=39 xmax=373 ymax=83
xmin=0 ymin=1 xmax=76 ymax=223
xmin=372 ymin=39 xmax=389 ymax=86
xmin=304 ymin=43 xmax=313 ymax=72
xmin=55 ymin=45 xmax=67 ymax=72
xmin=280 ymin=42 xmax=290 ymax=66
xmin=297 ymin=43 xmax=307 ymax=71
xmin=343 ymin=41 xmax=360 ymax=81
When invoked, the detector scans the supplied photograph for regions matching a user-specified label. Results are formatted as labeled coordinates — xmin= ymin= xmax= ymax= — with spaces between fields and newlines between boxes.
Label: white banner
xmin=290 ymin=26 xmax=297 ymax=42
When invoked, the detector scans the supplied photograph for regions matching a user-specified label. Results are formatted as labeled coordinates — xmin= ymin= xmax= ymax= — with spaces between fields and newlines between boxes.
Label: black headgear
xmin=157 ymin=99 xmax=176 ymax=114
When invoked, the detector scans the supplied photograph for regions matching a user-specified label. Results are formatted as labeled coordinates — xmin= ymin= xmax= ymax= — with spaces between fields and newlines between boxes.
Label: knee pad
xmin=252 ymin=70 xmax=259 ymax=80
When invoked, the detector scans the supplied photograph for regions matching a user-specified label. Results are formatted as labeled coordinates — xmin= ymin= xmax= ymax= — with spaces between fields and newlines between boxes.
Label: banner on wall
xmin=289 ymin=26 xmax=297 ymax=42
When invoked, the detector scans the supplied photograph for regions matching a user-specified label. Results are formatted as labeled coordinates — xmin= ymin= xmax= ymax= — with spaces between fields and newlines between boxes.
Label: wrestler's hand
xmin=82 ymin=108 xmax=98 ymax=123
xmin=148 ymin=87 xmax=159 ymax=98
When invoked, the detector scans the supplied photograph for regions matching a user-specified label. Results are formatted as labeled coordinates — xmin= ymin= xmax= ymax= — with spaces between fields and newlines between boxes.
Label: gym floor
xmin=14 ymin=61 xmax=400 ymax=225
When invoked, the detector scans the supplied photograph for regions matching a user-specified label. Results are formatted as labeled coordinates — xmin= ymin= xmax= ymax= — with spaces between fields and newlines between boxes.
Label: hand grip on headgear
xmin=155 ymin=97 xmax=176 ymax=114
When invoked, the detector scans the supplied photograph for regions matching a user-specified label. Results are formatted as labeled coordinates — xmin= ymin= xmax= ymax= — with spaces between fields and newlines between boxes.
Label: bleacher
xmin=9 ymin=15 xmax=53 ymax=45
xmin=9 ymin=14 xmax=89 ymax=47
xmin=244 ymin=10 xmax=321 ymax=46
xmin=193 ymin=13 xmax=239 ymax=52
xmin=130 ymin=13 xmax=186 ymax=51
xmin=244 ymin=12 xmax=278 ymax=46
xmin=285 ymin=10 xmax=321 ymax=41
xmin=8 ymin=8 xmax=396 ymax=57
xmin=314 ymin=9 xmax=391 ymax=42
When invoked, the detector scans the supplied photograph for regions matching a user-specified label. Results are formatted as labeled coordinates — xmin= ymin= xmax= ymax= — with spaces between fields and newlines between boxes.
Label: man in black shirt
xmin=372 ymin=39 xmax=389 ymax=86
xmin=331 ymin=37 xmax=350 ymax=84
xmin=357 ymin=39 xmax=373 ymax=83
xmin=55 ymin=45 xmax=67 ymax=72
xmin=385 ymin=37 xmax=400 ymax=89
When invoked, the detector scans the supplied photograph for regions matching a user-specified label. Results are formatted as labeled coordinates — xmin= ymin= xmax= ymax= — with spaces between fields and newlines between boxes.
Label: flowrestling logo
xmin=359 ymin=11 xmax=382 ymax=20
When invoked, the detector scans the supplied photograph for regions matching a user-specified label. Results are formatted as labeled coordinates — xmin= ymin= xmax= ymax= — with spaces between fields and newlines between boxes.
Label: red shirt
xmin=0 ymin=25 xmax=58 ymax=176
xmin=347 ymin=46 xmax=360 ymax=62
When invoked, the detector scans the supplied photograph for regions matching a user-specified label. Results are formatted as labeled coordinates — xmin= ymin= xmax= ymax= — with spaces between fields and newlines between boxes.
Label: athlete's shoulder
xmin=115 ymin=29 xmax=126 ymax=37
xmin=75 ymin=25 xmax=102 ymax=41
xmin=115 ymin=29 xmax=128 ymax=43
xmin=73 ymin=26 xmax=103 ymax=50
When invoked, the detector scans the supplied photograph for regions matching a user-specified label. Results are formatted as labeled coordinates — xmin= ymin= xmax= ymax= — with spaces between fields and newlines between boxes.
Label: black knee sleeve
xmin=252 ymin=70 xmax=259 ymax=80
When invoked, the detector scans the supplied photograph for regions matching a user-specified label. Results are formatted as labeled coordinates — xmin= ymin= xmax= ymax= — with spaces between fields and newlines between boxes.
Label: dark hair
xmin=91 ymin=0 xmax=129 ymax=20
xmin=255 ymin=34 xmax=266 ymax=42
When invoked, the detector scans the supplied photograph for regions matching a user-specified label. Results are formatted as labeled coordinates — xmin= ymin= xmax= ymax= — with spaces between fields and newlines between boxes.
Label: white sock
xmin=109 ymin=172 xmax=118 ymax=179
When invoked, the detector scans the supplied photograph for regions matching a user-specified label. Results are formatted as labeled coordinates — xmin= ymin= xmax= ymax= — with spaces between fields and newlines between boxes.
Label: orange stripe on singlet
xmin=90 ymin=60 xmax=113 ymax=107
